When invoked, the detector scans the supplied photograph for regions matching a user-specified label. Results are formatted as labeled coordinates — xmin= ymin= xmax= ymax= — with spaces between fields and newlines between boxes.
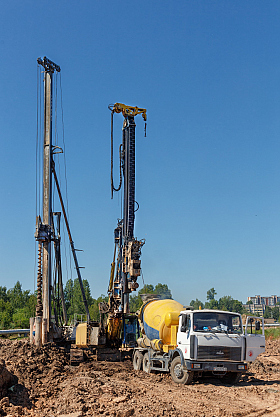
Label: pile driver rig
xmin=33 ymin=57 xmax=90 ymax=346
xmin=106 ymin=103 xmax=147 ymax=346
xmin=73 ymin=103 xmax=147 ymax=356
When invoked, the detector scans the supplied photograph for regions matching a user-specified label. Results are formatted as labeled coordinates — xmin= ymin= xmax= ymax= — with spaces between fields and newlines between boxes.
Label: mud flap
xmin=170 ymin=348 xmax=185 ymax=366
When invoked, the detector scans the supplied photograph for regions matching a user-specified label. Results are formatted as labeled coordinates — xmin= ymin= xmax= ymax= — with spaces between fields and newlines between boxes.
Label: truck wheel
xmin=142 ymin=352 xmax=151 ymax=373
xmin=170 ymin=356 xmax=193 ymax=385
xmin=224 ymin=372 xmax=242 ymax=384
xmin=133 ymin=351 xmax=143 ymax=371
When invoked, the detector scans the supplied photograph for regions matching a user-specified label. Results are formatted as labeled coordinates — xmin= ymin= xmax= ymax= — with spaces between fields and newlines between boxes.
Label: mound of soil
xmin=0 ymin=338 xmax=279 ymax=416
xmin=0 ymin=359 xmax=17 ymax=398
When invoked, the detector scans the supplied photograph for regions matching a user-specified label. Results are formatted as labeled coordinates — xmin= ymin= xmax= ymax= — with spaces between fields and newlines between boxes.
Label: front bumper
xmin=185 ymin=360 xmax=247 ymax=372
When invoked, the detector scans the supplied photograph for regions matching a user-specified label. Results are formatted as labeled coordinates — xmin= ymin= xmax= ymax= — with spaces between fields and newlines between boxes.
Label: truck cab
xmin=173 ymin=309 xmax=265 ymax=383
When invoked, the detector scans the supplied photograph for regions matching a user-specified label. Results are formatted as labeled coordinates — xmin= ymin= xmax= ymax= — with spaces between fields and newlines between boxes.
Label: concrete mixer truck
xmin=133 ymin=298 xmax=265 ymax=384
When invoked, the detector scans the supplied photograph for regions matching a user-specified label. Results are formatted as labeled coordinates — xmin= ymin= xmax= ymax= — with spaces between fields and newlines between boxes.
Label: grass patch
xmin=265 ymin=327 xmax=280 ymax=340
xmin=245 ymin=327 xmax=280 ymax=339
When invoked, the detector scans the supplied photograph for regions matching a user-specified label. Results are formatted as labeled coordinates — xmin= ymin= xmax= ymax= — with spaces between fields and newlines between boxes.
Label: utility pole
xmin=36 ymin=57 xmax=61 ymax=341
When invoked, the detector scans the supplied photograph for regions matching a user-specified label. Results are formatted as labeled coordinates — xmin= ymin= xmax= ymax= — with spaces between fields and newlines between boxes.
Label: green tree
xmin=231 ymin=299 xmax=244 ymax=314
xmin=218 ymin=295 xmax=233 ymax=311
xmin=129 ymin=283 xmax=172 ymax=313
xmin=272 ymin=307 xmax=280 ymax=322
xmin=88 ymin=295 xmax=109 ymax=321
xmin=0 ymin=301 xmax=14 ymax=329
xmin=205 ymin=299 xmax=219 ymax=309
xmin=64 ymin=278 xmax=93 ymax=319
xmin=154 ymin=283 xmax=172 ymax=299
xmin=190 ymin=298 xmax=204 ymax=310
xmin=207 ymin=288 xmax=217 ymax=301
xmin=0 ymin=287 xmax=8 ymax=302
xmin=264 ymin=306 xmax=272 ymax=319
xmin=25 ymin=294 xmax=37 ymax=318
xmin=139 ymin=284 xmax=154 ymax=295
xmin=7 ymin=281 xmax=30 ymax=309
xmin=12 ymin=308 xmax=30 ymax=328
xmin=64 ymin=279 xmax=74 ymax=311
xmin=129 ymin=293 xmax=143 ymax=313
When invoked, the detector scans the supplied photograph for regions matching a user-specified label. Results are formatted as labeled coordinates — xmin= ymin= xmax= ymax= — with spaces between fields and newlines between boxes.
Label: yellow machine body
xmin=76 ymin=322 xmax=88 ymax=346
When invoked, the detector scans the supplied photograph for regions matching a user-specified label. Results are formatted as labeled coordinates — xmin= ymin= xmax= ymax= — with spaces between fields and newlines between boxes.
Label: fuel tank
xmin=139 ymin=299 xmax=183 ymax=346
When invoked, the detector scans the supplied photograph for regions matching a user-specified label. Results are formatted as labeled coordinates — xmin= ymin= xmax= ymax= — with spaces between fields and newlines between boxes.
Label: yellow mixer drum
xmin=140 ymin=299 xmax=183 ymax=346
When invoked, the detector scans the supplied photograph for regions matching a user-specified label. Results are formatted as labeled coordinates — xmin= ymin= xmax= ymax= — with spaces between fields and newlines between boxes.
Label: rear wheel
xmin=142 ymin=352 xmax=151 ymax=373
xmin=133 ymin=351 xmax=143 ymax=371
xmin=170 ymin=356 xmax=193 ymax=385
xmin=223 ymin=372 xmax=242 ymax=384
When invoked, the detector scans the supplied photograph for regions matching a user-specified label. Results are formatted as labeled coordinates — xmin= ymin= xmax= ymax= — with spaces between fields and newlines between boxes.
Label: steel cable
xmin=111 ymin=111 xmax=123 ymax=198
xmin=58 ymin=73 xmax=73 ymax=288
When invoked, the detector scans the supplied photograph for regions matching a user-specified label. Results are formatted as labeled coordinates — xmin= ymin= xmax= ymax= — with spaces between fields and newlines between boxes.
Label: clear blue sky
xmin=1 ymin=1 xmax=280 ymax=305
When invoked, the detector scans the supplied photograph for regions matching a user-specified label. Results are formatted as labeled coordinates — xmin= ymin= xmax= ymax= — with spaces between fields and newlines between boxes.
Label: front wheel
xmin=133 ymin=351 xmax=143 ymax=371
xmin=170 ymin=357 xmax=193 ymax=384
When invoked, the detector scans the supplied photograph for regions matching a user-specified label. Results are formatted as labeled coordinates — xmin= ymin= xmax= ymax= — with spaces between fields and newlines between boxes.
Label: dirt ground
xmin=0 ymin=338 xmax=279 ymax=417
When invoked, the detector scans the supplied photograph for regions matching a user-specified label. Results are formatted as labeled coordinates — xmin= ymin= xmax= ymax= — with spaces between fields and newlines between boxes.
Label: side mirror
xmin=255 ymin=321 xmax=260 ymax=331
xmin=180 ymin=326 xmax=187 ymax=332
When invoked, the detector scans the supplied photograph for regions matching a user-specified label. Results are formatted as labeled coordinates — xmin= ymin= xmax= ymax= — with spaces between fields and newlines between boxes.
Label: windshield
xmin=193 ymin=312 xmax=242 ymax=334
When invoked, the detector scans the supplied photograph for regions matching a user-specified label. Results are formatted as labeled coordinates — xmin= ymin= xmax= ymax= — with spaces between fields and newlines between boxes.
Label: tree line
xmin=190 ymin=287 xmax=280 ymax=321
xmin=0 ymin=281 xmax=278 ymax=329
xmin=189 ymin=287 xmax=244 ymax=314
xmin=0 ymin=280 xmax=172 ymax=329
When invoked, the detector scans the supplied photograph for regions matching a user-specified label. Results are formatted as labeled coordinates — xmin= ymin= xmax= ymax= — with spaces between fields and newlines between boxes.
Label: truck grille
xmin=197 ymin=345 xmax=242 ymax=361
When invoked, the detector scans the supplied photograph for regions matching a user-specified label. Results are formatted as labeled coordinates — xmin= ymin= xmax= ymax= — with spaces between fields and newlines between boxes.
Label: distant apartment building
xmin=244 ymin=303 xmax=265 ymax=315
xmin=244 ymin=295 xmax=280 ymax=316
xmin=248 ymin=295 xmax=280 ymax=306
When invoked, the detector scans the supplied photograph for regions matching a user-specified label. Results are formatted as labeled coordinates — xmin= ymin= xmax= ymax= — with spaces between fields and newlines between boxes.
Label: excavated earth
xmin=0 ymin=337 xmax=279 ymax=417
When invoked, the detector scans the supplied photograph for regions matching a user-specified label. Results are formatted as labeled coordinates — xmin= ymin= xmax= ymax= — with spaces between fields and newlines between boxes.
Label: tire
xmin=223 ymin=372 xmax=242 ymax=384
xmin=170 ymin=356 xmax=194 ymax=385
xmin=142 ymin=352 xmax=151 ymax=373
xmin=133 ymin=351 xmax=143 ymax=371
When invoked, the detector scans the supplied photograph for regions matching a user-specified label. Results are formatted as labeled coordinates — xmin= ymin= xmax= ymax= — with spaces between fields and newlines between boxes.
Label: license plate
xmin=213 ymin=366 xmax=227 ymax=372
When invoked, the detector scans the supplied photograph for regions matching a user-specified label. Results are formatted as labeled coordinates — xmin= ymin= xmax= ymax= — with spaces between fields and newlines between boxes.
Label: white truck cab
xmin=172 ymin=309 xmax=265 ymax=383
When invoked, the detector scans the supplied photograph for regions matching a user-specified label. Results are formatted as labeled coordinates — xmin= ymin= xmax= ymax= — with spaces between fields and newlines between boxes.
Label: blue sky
xmin=1 ymin=1 xmax=280 ymax=305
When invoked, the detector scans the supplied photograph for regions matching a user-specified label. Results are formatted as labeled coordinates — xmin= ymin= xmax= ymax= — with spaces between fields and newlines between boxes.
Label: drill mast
xmin=34 ymin=57 xmax=90 ymax=345
xmin=109 ymin=103 xmax=146 ymax=317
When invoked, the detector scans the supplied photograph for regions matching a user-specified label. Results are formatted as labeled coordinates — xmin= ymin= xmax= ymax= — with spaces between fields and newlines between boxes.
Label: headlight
xmin=237 ymin=364 xmax=245 ymax=370
xmin=191 ymin=363 xmax=201 ymax=369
